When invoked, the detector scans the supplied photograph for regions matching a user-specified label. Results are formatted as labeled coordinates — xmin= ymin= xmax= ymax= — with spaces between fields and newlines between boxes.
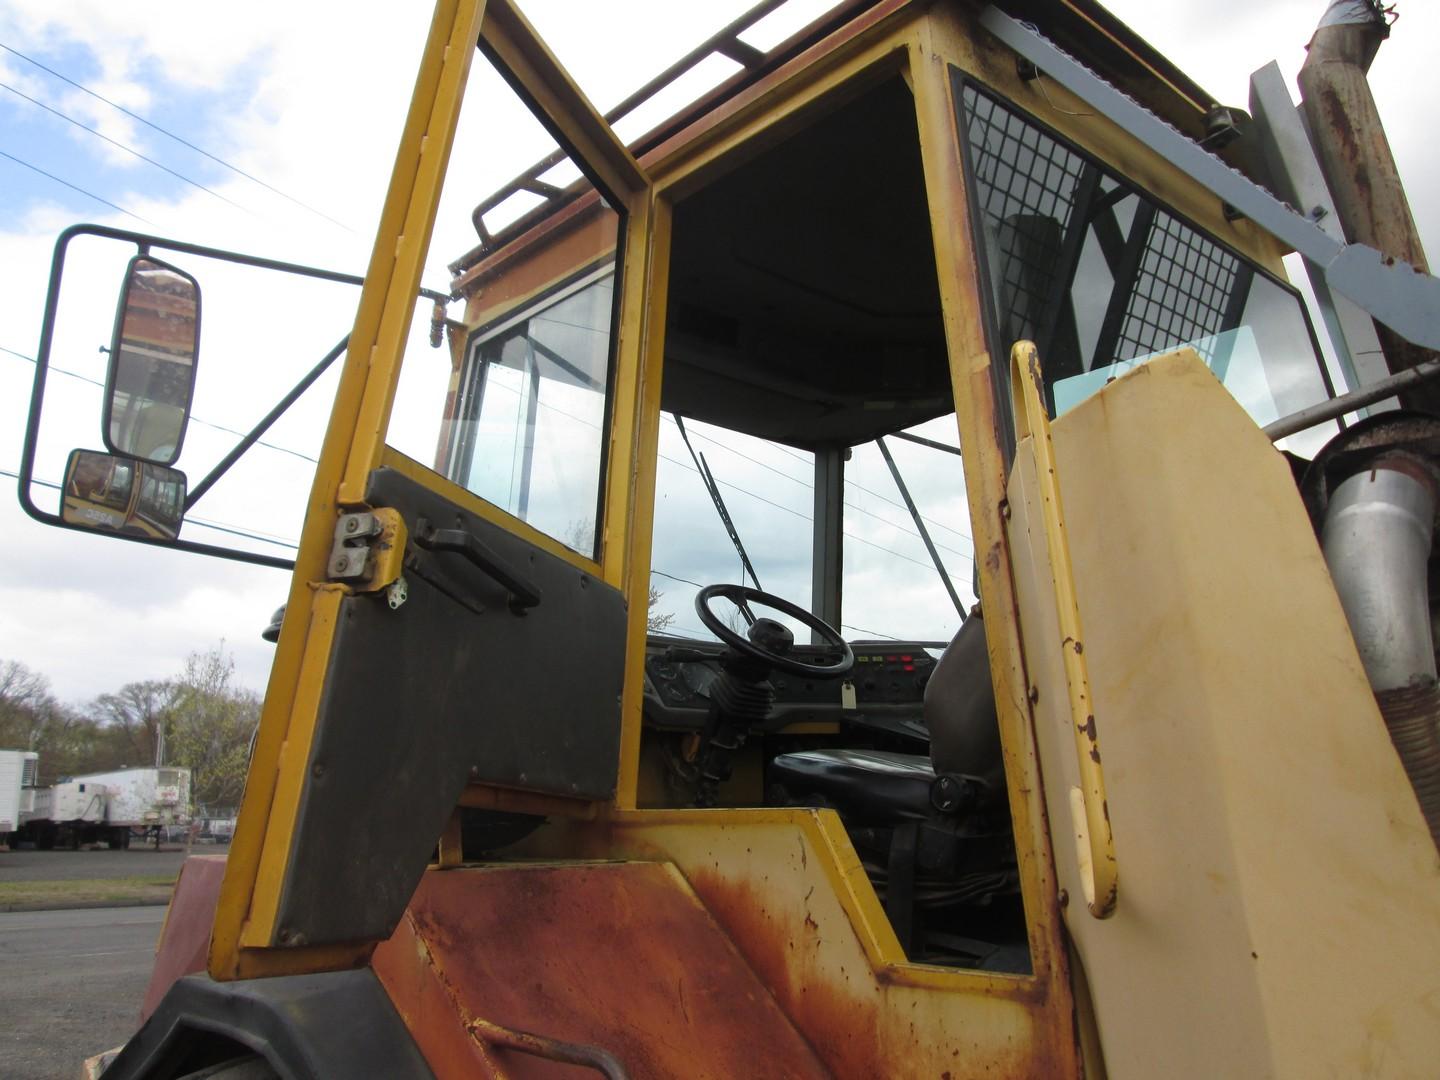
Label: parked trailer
xmin=74 ymin=767 xmax=192 ymax=847
xmin=0 ymin=750 xmax=39 ymax=846
xmin=19 ymin=779 xmax=111 ymax=850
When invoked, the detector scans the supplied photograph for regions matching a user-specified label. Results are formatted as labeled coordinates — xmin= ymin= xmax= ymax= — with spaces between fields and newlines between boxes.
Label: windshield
xmin=957 ymin=80 xmax=1336 ymax=455
xmin=648 ymin=411 xmax=975 ymax=647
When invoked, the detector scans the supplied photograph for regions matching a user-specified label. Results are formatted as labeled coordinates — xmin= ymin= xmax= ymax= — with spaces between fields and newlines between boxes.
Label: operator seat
xmin=767 ymin=610 xmax=1004 ymax=952
xmin=925 ymin=608 xmax=1005 ymax=799
xmin=768 ymin=609 xmax=1004 ymax=821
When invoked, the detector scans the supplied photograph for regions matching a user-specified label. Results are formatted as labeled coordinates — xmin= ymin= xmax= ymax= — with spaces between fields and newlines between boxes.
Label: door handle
xmin=413 ymin=517 xmax=543 ymax=613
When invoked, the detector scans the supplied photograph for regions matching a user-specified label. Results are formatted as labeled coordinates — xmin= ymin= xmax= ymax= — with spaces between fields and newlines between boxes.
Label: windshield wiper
xmin=674 ymin=414 xmax=761 ymax=621
xmin=876 ymin=435 xmax=967 ymax=622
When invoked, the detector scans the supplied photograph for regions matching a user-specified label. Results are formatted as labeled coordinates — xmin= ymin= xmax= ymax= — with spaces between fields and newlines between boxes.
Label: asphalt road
xmin=0 ymin=906 xmax=165 ymax=1080
xmin=0 ymin=847 xmax=190 ymax=883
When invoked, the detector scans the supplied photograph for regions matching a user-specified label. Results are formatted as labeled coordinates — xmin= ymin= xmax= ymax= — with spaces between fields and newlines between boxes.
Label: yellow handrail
xmin=1009 ymin=341 xmax=1118 ymax=919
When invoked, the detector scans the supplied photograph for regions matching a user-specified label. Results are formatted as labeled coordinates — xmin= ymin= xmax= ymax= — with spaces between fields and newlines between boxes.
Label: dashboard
xmin=642 ymin=634 xmax=943 ymax=739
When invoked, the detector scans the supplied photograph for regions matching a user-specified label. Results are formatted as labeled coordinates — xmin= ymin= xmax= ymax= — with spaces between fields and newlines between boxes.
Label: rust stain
xmin=374 ymin=914 xmax=505 ymax=1078
xmin=380 ymin=863 xmax=828 ymax=1079
xmin=687 ymin=869 xmax=882 ymax=1078
xmin=985 ymin=543 xmax=1002 ymax=573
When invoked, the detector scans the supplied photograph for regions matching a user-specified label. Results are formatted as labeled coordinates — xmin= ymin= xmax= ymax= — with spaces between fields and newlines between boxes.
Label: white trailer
xmin=18 ymin=777 xmax=111 ymax=849
xmin=75 ymin=766 xmax=192 ymax=847
xmin=1 ymin=749 xmax=39 ymax=846
xmin=12 ymin=765 xmax=192 ymax=849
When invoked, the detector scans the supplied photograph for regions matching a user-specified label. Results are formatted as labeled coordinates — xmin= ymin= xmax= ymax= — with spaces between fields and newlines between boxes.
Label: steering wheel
xmin=695 ymin=583 xmax=854 ymax=679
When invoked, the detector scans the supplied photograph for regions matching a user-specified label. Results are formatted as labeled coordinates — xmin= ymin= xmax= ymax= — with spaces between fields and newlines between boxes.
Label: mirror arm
xmin=186 ymin=335 xmax=349 ymax=510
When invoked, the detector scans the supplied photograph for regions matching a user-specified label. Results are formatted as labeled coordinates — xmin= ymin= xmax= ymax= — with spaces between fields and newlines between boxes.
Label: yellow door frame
xmin=211 ymin=0 xmax=655 ymax=980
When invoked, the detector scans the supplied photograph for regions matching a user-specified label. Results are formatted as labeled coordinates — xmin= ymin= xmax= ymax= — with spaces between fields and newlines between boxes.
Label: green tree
xmin=163 ymin=645 xmax=260 ymax=810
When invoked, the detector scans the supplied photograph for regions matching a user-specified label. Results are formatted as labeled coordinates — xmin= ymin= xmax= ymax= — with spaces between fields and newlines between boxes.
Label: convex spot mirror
xmin=103 ymin=255 xmax=201 ymax=466
xmin=62 ymin=449 xmax=187 ymax=543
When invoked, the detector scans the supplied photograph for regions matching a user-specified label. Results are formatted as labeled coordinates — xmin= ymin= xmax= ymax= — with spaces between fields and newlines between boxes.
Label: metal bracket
xmin=328 ymin=508 xmax=409 ymax=592
xmin=979 ymin=6 xmax=1440 ymax=353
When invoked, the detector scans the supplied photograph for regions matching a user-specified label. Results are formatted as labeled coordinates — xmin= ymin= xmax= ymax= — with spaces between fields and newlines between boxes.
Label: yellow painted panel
xmin=1008 ymin=349 xmax=1440 ymax=1077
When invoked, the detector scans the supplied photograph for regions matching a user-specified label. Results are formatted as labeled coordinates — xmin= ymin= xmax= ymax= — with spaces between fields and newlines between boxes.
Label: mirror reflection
xmin=105 ymin=255 xmax=200 ymax=465
xmin=62 ymin=449 xmax=186 ymax=542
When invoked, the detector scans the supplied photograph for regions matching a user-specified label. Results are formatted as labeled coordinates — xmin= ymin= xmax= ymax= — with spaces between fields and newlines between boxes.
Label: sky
xmin=1 ymin=0 xmax=1436 ymax=706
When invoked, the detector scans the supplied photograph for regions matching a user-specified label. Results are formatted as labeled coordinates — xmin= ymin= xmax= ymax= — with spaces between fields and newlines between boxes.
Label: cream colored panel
xmin=1008 ymin=349 xmax=1440 ymax=1078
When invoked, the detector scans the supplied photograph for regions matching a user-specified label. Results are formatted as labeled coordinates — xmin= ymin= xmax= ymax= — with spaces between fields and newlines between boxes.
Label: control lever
xmin=413 ymin=517 xmax=543 ymax=613
xmin=662 ymin=646 xmax=713 ymax=663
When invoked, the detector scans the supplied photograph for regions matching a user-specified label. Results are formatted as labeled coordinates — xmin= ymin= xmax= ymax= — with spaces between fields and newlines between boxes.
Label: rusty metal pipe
xmin=1298 ymin=2 xmax=1440 ymax=414
xmin=1375 ymin=682 xmax=1440 ymax=852
xmin=468 ymin=1016 xmax=632 ymax=1080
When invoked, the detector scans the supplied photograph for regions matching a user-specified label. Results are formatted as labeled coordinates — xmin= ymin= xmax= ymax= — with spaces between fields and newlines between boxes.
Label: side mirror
xmin=61 ymin=449 xmax=187 ymax=542
xmin=103 ymin=255 xmax=201 ymax=466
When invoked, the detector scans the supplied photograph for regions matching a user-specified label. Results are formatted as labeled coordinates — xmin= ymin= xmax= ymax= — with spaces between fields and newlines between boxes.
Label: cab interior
xmin=633 ymin=72 xmax=1026 ymax=970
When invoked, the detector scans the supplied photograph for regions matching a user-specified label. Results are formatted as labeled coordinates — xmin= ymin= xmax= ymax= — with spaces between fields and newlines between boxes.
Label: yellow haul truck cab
xmin=17 ymin=1 xmax=1440 ymax=1077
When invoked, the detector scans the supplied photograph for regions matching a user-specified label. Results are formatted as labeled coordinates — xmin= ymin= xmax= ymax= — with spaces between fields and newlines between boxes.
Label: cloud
xmin=0 ymin=0 xmax=1436 ymax=712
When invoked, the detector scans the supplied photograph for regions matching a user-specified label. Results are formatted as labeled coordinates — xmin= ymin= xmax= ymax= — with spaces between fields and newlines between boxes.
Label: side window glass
xmin=444 ymin=264 xmax=618 ymax=557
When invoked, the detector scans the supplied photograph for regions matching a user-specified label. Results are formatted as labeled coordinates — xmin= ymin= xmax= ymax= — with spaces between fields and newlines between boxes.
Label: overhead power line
xmin=3 ymin=346 xmax=320 ymax=464
xmin=1 ymin=79 xmax=244 ymax=211
xmin=1 ymin=467 xmax=298 ymax=550
xmin=0 ymin=147 xmax=149 ymax=222
xmin=0 ymin=40 xmax=352 ymax=233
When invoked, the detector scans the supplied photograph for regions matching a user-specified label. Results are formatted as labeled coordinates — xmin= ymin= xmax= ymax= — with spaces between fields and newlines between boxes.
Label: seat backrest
xmin=923 ymin=610 xmax=1005 ymax=799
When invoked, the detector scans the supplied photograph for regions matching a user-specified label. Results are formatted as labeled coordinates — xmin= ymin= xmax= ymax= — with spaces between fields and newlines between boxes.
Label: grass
xmin=0 ymin=874 xmax=177 ymax=908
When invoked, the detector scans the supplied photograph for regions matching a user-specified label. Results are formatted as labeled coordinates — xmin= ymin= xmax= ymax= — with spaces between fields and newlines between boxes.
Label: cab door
xmin=210 ymin=0 xmax=656 ymax=979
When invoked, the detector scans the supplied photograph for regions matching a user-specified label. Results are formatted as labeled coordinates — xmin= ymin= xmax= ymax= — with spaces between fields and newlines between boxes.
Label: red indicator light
xmin=885 ymin=655 xmax=898 ymax=662
xmin=900 ymin=654 xmax=912 ymax=662
xmin=903 ymin=664 xmax=915 ymax=673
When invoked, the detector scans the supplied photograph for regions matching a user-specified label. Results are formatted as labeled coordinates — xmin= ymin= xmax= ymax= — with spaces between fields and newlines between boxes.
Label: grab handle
xmin=1010 ymin=341 xmax=1118 ymax=919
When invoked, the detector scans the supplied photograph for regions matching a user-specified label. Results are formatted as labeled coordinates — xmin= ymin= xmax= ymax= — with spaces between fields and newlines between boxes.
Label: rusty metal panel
xmin=583 ymin=810 xmax=1080 ymax=1078
xmin=139 ymin=855 xmax=226 ymax=1023
xmin=373 ymin=861 xmax=830 ymax=1079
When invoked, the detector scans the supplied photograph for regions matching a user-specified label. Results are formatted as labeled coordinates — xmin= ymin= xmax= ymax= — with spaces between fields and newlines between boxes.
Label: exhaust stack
xmin=1298 ymin=1 xmax=1439 ymax=415
xmin=1322 ymin=455 xmax=1440 ymax=850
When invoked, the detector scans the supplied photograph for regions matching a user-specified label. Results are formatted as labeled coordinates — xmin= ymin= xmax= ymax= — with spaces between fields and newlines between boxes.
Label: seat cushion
xmin=770 ymin=749 xmax=935 ymax=824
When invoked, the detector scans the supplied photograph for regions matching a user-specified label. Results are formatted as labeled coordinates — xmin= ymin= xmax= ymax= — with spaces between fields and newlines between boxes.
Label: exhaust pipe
xmin=1322 ymin=455 xmax=1440 ymax=850
xmin=1298 ymin=1 xmax=1440 ymax=414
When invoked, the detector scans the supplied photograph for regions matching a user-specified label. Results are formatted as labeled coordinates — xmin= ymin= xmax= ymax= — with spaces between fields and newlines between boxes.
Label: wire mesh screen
xmin=1115 ymin=209 xmax=1241 ymax=363
xmin=961 ymin=83 xmax=1245 ymax=369
xmin=961 ymin=85 xmax=1086 ymax=344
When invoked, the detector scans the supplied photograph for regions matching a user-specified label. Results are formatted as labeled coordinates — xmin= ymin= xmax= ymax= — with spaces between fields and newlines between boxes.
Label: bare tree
xmin=647 ymin=586 xmax=676 ymax=633
xmin=92 ymin=680 xmax=177 ymax=767
xmin=0 ymin=659 xmax=54 ymax=749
